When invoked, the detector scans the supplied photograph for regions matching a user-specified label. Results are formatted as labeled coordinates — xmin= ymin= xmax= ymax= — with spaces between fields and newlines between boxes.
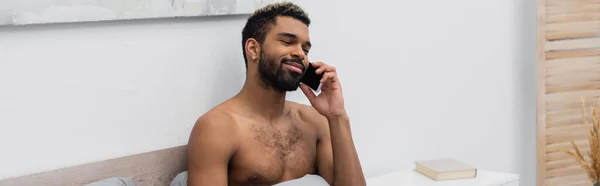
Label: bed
xmin=0 ymin=145 xmax=188 ymax=186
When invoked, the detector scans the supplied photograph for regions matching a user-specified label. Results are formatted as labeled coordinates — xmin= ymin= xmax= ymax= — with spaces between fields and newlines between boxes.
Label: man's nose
xmin=290 ymin=45 xmax=306 ymax=61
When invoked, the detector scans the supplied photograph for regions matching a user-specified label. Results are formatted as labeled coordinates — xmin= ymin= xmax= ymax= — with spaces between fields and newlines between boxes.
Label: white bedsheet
xmin=273 ymin=174 xmax=329 ymax=186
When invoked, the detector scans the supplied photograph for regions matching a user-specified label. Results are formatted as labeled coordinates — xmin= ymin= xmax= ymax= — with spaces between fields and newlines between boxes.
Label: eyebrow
xmin=277 ymin=32 xmax=312 ymax=48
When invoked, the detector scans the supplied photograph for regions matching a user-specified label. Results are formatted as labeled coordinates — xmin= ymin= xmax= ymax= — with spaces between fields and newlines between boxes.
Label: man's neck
xmin=235 ymin=77 xmax=288 ymax=121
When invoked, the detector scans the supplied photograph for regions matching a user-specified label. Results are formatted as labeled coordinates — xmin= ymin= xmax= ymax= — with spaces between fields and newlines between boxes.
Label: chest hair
xmin=251 ymin=120 xmax=304 ymax=160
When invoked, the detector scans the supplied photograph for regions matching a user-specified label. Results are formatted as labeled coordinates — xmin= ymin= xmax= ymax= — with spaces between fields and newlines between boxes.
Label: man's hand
xmin=300 ymin=62 xmax=347 ymax=119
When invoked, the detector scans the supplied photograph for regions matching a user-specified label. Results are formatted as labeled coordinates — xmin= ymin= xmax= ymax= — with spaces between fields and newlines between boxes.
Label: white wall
xmin=0 ymin=0 xmax=536 ymax=185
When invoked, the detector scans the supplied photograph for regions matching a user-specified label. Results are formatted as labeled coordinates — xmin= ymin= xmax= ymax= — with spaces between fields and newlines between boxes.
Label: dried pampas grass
xmin=563 ymin=97 xmax=600 ymax=184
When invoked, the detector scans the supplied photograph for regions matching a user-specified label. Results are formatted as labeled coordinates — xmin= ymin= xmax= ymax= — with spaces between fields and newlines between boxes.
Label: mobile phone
xmin=301 ymin=63 xmax=323 ymax=91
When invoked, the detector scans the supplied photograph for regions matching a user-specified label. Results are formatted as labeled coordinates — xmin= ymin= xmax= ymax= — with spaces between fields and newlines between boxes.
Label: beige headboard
xmin=0 ymin=145 xmax=188 ymax=186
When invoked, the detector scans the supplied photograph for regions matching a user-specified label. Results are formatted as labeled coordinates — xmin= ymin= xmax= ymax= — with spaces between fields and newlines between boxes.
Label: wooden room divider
xmin=536 ymin=0 xmax=600 ymax=185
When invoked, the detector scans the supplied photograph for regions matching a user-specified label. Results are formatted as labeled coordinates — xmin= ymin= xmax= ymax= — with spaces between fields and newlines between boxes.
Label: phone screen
xmin=301 ymin=63 xmax=323 ymax=91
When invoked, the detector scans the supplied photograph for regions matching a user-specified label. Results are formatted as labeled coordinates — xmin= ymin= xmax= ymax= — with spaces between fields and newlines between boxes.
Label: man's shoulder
xmin=191 ymin=105 xmax=238 ymax=137
xmin=287 ymin=101 xmax=328 ymax=128
xmin=187 ymin=104 xmax=239 ymax=162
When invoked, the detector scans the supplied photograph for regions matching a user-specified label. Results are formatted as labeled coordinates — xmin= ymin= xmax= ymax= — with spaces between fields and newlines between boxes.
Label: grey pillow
xmin=170 ymin=171 xmax=188 ymax=186
xmin=84 ymin=177 xmax=136 ymax=186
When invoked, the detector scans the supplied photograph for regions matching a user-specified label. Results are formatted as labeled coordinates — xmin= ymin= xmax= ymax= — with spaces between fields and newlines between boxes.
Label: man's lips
xmin=283 ymin=62 xmax=304 ymax=74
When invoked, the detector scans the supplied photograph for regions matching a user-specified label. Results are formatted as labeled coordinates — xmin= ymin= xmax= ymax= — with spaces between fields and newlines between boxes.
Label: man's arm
xmin=299 ymin=62 xmax=366 ymax=186
xmin=326 ymin=114 xmax=365 ymax=186
xmin=303 ymin=106 xmax=365 ymax=186
xmin=187 ymin=113 xmax=237 ymax=186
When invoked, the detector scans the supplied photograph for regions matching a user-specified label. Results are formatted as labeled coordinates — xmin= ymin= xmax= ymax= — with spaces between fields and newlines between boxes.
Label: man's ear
xmin=245 ymin=38 xmax=261 ymax=62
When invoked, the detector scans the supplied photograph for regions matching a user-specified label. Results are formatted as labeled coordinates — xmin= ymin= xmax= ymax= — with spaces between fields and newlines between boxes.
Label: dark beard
xmin=257 ymin=51 xmax=304 ymax=92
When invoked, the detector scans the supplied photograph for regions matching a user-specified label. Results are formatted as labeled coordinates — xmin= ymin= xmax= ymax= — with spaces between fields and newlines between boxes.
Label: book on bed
xmin=414 ymin=158 xmax=477 ymax=181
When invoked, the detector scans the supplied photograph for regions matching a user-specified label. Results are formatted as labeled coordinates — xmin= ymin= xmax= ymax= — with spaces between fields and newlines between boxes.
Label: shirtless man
xmin=186 ymin=2 xmax=366 ymax=186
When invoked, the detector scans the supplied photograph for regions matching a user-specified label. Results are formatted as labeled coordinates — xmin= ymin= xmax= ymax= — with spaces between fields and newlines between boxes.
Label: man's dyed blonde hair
xmin=241 ymin=2 xmax=310 ymax=69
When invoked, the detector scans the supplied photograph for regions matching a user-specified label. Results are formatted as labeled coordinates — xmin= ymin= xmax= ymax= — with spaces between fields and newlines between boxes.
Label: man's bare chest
xmin=227 ymin=120 xmax=319 ymax=185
